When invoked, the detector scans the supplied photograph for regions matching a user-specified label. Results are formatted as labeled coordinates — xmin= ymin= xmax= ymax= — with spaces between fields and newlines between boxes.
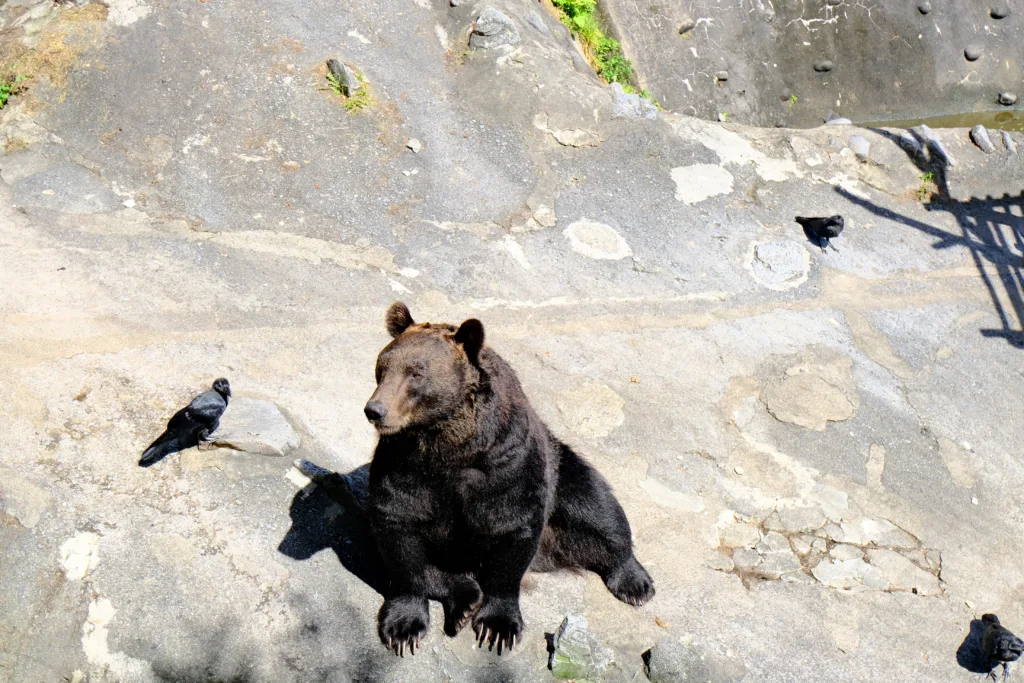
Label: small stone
xmin=848 ymin=135 xmax=870 ymax=161
xmin=970 ymin=125 xmax=996 ymax=154
xmin=721 ymin=523 xmax=760 ymax=549
xmin=826 ymin=0 xmax=841 ymax=5
xmin=757 ymin=551 xmax=803 ymax=579
xmin=610 ymin=82 xmax=657 ymax=120
xmin=1001 ymin=131 xmax=1017 ymax=154
xmin=643 ymin=640 xmax=747 ymax=683
xmin=212 ymin=398 xmax=301 ymax=456
xmin=972 ymin=496 xmax=979 ymax=505
xmin=780 ymin=88 xmax=792 ymax=101
xmin=734 ymin=466 xmax=744 ymax=475
xmin=756 ymin=531 xmax=791 ymax=555
xmin=708 ymin=551 xmax=735 ymax=572
xmin=407 ymin=138 xmax=423 ymax=154
xmin=715 ymin=70 xmax=729 ymax=82
xmin=732 ymin=548 xmax=762 ymax=571
xmin=917 ymin=1 xmax=932 ymax=14
xmin=999 ymin=92 xmax=1018 ymax=106
xmin=533 ymin=205 xmax=557 ymax=227
xmin=450 ymin=0 xmax=467 ymax=6
xmin=990 ymin=6 xmax=1010 ymax=19
xmin=280 ymin=161 xmax=301 ymax=172
xmin=550 ymin=615 xmax=614 ymax=681
xmin=830 ymin=544 xmax=864 ymax=562
xmin=964 ymin=46 xmax=982 ymax=61
xmin=470 ymin=8 xmax=520 ymax=49
xmin=326 ymin=59 xmax=361 ymax=97
xmin=915 ymin=125 xmax=956 ymax=167
xmin=678 ymin=16 xmax=696 ymax=34
xmin=825 ymin=117 xmax=852 ymax=125
xmin=813 ymin=60 xmax=834 ymax=73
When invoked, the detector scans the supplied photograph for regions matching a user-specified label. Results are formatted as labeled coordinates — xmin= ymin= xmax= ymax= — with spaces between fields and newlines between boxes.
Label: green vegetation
xmin=917 ymin=171 xmax=936 ymax=201
xmin=719 ymin=111 xmax=731 ymax=122
xmin=551 ymin=0 xmax=633 ymax=86
xmin=0 ymin=74 xmax=29 ymax=109
xmin=788 ymin=94 xmax=798 ymax=108
xmin=326 ymin=71 xmax=344 ymax=97
xmin=325 ymin=69 xmax=371 ymax=113
xmin=343 ymin=73 xmax=371 ymax=113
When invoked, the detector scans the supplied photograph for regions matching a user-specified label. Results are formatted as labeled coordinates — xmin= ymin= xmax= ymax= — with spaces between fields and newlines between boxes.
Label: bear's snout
xmin=364 ymin=400 xmax=388 ymax=423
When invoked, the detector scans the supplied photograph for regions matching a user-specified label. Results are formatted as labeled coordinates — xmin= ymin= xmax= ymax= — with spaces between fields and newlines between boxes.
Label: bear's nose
xmin=364 ymin=401 xmax=388 ymax=422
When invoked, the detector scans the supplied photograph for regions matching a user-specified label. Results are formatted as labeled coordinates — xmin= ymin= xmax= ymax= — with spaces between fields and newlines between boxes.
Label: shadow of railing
xmin=835 ymin=127 xmax=1024 ymax=347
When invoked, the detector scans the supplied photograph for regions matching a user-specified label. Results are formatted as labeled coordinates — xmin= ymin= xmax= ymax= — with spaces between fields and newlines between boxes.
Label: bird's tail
xmin=139 ymin=432 xmax=188 ymax=466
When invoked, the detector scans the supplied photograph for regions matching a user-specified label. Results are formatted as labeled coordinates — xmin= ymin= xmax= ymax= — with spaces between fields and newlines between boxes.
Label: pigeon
xmin=982 ymin=614 xmax=1024 ymax=682
xmin=795 ymin=215 xmax=845 ymax=253
xmin=139 ymin=378 xmax=231 ymax=467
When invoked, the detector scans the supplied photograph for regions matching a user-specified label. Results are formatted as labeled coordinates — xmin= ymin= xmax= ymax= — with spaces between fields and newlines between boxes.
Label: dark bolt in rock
xmin=326 ymin=59 xmax=361 ymax=97
xmin=990 ymin=6 xmax=1010 ymax=19
xmin=998 ymin=92 xmax=1018 ymax=106
xmin=964 ymin=46 xmax=982 ymax=61
xmin=917 ymin=1 xmax=932 ymax=14
xmin=715 ymin=71 xmax=729 ymax=82
xmin=970 ymin=125 xmax=996 ymax=154
xmin=814 ymin=60 xmax=834 ymax=72
xmin=679 ymin=16 xmax=696 ymax=34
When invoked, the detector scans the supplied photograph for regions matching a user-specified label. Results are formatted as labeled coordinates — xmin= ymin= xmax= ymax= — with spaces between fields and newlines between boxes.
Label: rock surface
xmin=643 ymin=640 xmax=747 ymax=683
xmin=211 ymin=398 xmax=301 ymax=456
xmin=470 ymin=8 xmax=520 ymax=49
xmin=550 ymin=615 xmax=615 ymax=681
xmin=970 ymin=125 xmax=995 ymax=154
xmin=0 ymin=0 xmax=1022 ymax=680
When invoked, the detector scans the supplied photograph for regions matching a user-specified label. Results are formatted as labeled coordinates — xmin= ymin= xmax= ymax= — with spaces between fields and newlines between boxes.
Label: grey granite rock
xmin=211 ymin=398 xmax=300 ymax=456
xmin=470 ymin=8 xmax=520 ymax=49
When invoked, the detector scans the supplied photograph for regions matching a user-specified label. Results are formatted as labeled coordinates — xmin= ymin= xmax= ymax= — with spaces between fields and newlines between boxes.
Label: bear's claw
xmin=378 ymin=596 xmax=430 ymax=657
xmin=472 ymin=597 xmax=523 ymax=656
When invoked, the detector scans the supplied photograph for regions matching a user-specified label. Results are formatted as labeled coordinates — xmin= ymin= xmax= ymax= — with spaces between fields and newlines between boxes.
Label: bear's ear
xmin=385 ymin=302 xmax=415 ymax=338
xmin=454 ymin=318 xmax=485 ymax=364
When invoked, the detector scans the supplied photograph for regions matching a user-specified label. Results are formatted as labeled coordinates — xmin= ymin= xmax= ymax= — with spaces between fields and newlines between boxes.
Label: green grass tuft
xmin=551 ymin=0 xmax=637 ymax=88
xmin=0 ymin=74 xmax=30 ymax=109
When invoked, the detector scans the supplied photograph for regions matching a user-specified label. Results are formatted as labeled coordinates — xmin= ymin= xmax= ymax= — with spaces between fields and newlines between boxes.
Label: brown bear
xmin=364 ymin=302 xmax=654 ymax=656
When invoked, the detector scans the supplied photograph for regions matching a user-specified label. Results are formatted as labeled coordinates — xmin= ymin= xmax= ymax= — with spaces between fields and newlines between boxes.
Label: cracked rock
xmin=839 ymin=518 xmax=918 ymax=548
xmin=865 ymin=548 xmax=941 ymax=596
xmin=470 ymin=8 xmax=520 ymax=49
xmin=721 ymin=522 xmax=760 ymax=549
xmin=708 ymin=551 xmax=735 ymax=572
xmin=749 ymin=240 xmax=809 ymax=290
xmin=812 ymin=558 xmax=889 ymax=591
xmin=732 ymin=548 xmax=762 ymax=571
xmin=766 ymin=506 xmax=827 ymax=533
xmin=550 ymin=615 xmax=614 ymax=681
xmin=830 ymin=544 xmax=863 ymax=562
xmin=761 ymin=346 xmax=859 ymax=431
xmin=211 ymin=398 xmax=301 ymax=456
xmin=757 ymin=551 xmax=803 ymax=579
xmin=755 ymin=531 xmax=791 ymax=555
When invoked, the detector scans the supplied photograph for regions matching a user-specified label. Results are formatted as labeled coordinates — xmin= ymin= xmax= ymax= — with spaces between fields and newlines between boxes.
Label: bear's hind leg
xmin=439 ymin=573 xmax=483 ymax=637
xmin=544 ymin=444 xmax=655 ymax=606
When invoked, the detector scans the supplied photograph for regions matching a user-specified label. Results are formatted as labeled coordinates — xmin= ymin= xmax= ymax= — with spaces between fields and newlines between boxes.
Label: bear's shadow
xmin=277 ymin=463 xmax=392 ymax=598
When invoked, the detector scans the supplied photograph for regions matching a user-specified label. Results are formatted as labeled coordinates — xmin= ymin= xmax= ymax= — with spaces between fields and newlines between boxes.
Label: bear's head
xmin=364 ymin=302 xmax=485 ymax=435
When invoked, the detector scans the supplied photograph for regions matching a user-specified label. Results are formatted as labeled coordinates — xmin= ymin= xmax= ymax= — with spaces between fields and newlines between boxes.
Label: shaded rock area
xmin=602 ymin=0 xmax=1024 ymax=126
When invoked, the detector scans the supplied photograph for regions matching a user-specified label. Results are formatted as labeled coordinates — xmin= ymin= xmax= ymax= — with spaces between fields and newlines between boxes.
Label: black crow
xmin=795 ymin=215 xmax=845 ymax=253
xmin=139 ymin=378 xmax=231 ymax=467
xmin=983 ymin=614 xmax=1024 ymax=682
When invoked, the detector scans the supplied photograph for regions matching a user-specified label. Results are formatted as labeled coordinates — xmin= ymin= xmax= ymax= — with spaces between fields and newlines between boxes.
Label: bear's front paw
xmin=472 ymin=596 xmax=523 ymax=655
xmin=442 ymin=575 xmax=483 ymax=637
xmin=378 ymin=595 xmax=430 ymax=656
